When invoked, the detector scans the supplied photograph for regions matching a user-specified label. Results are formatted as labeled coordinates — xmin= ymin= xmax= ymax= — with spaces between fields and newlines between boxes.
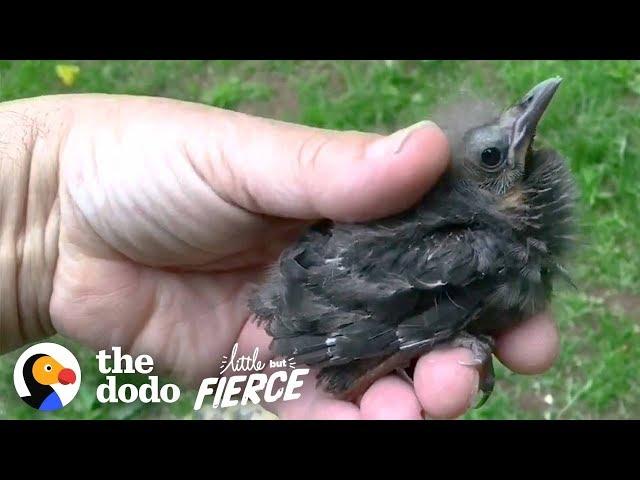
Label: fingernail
xmin=389 ymin=120 xmax=439 ymax=154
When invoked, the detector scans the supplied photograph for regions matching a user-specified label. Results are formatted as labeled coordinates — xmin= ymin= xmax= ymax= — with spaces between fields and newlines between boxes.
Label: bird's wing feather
xmin=263 ymin=222 xmax=505 ymax=367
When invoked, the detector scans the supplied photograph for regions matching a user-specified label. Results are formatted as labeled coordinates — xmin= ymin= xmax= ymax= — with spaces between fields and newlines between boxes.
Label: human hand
xmin=1 ymin=95 xmax=559 ymax=419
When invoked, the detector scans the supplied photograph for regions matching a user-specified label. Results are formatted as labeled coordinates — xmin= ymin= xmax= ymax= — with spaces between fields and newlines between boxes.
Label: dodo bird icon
xmin=14 ymin=343 xmax=82 ymax=412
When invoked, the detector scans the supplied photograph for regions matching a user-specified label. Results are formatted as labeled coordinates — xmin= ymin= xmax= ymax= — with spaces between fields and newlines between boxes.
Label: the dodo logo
xmin=13 ymin=343 xmax=81 ymax=412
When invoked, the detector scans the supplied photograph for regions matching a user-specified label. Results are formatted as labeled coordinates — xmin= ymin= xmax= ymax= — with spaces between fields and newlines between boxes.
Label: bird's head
xmin=29 ymin=354 xmax=76 ymax=386
xmin=448 ymin=77 xmax=562 ymax=195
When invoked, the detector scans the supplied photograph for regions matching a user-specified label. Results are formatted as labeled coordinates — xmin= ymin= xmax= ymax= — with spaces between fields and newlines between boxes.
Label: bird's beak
xmin=502 ymin=76 xmax=562 ymax=168
xmin=58 ymin=368 xmax=76 ymax=385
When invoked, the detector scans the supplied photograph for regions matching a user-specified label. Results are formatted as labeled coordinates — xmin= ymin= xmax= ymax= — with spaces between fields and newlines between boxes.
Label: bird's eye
xmin=480 ymin=147 xmax=503 ymax=170
xmin=44 ymin=364 xmax=52 ymax=372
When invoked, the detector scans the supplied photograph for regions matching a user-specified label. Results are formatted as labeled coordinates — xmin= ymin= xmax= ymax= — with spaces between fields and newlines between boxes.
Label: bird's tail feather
xmin=316 ymin=358 xmax=385 ymax=395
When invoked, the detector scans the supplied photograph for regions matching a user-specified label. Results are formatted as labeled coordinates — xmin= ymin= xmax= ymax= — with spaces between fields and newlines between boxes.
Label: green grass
xmin=0 ymin=60 xmax=638 ymax=419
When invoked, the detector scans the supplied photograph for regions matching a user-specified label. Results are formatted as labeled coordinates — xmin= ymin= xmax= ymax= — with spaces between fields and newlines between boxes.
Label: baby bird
xmin=249 ymin=77 xmax=577 ymax=406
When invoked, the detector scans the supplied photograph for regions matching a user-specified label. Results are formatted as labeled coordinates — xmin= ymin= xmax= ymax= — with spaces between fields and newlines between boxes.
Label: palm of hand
xmin=50 ymin=99 xmax=303 ymax=386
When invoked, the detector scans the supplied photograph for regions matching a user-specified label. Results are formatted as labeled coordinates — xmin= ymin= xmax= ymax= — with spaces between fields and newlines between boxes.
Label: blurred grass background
xmin=0 ymin=60 xmax=638 ymax=420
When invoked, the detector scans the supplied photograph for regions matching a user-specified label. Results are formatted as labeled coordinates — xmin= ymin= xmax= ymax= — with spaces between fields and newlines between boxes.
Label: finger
xmin=237 ymin=313 xmax=362 ymax=420
xmin=236 ymin=322 xmax=419 ymax=420
xmin=59 ymin=96 xmax=448 ymax=268
xmin=185 ymin=108 xmax=450 ymax=222
xmin=359 ymin=375 xmax=423 ymax=420
xmin=413 ymin=348 xmax=480 ymax=419
xmin=304 ymin=398 xmax=362 ymax=420
xmin=264 ymin=368 xmax=361 ymax=420
xmin=494 ymin=311 xmax=560 ymax=375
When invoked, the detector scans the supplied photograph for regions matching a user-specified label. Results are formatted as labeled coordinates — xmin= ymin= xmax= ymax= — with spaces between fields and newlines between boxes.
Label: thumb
xmin=189 ymin=110 xmax=450 ymax=222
